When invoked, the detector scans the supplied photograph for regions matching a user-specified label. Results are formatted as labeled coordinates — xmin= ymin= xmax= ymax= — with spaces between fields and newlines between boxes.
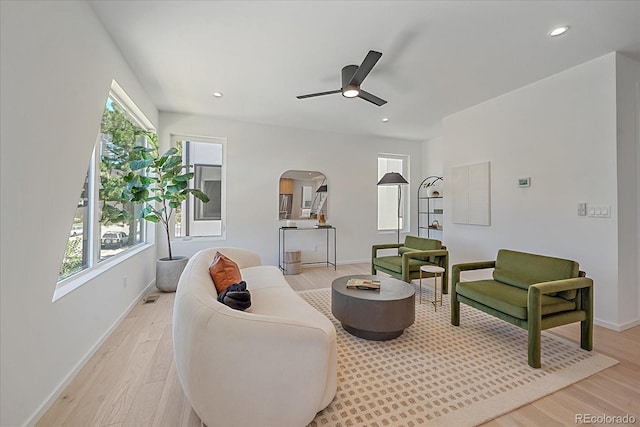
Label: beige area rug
xmin=299 ymin=287 xmax=617 ymax=427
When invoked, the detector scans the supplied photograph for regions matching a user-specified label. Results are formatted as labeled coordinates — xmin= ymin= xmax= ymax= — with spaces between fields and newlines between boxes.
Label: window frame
xmin=54 ymin=81 xmax=156 ymax=301
xmin=172 ymin=134 xmax=227 ymax=240
xmin=377 ymin=153 xmax=410 ymax=233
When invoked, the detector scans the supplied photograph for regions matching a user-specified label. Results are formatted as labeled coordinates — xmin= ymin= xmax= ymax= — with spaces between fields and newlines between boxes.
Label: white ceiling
xmin=90 ymin=1 xmax=640 ymax=142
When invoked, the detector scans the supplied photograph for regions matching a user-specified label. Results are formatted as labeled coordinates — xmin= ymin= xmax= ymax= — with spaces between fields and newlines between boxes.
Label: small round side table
xmin=419 ymin=265 xmax=445 ymax=310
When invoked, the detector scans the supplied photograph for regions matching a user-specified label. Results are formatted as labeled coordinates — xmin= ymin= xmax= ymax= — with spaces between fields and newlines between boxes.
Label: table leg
xmin=433 ymin=273 xmax=443 ymax=310
xmin=433 ymin=273 xmax=437 ymax=311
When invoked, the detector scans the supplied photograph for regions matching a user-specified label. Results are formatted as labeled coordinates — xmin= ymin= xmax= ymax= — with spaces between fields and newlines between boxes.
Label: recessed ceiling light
xmin=549 ymin=26 xmax=569 ymax=37
xmin=382 ymin=117 xmax=390 ymax=123
xmin=212 ymin=92 xmax=223 ymax=98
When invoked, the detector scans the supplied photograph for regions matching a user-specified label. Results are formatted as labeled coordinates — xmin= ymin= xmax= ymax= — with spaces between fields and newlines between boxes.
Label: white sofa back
xmin=173 ymin=247 xmax=336 ymax=427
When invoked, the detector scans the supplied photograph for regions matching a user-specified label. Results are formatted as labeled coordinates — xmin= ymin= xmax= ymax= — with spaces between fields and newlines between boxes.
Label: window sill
xmin=175 ymin=234 xmax=226 ymax=242
xmin=53 ymin=243 xmax=155 ymax=302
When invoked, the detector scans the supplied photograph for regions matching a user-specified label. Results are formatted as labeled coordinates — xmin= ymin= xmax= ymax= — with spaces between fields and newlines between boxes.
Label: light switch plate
xmin=587 ymin=204 xmax=611 ymax=218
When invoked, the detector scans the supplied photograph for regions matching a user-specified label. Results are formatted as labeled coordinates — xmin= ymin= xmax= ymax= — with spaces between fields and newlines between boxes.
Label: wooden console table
xmin=278 ymin=226 xmax=337 ymax=271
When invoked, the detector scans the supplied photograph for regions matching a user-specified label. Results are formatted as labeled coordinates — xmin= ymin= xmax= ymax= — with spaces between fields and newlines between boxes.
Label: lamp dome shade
xmin=377 ymin=172 xmax=408 ymax=185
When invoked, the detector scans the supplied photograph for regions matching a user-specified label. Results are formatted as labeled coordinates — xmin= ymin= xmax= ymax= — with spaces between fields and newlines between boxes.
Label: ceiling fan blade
xmin=296 ymin=89 xmax=341 ymax=99
xmin=349 ymin=50 xmax=382 ymax=86
xmin=358 ymin=90 xmax=387 ymax=106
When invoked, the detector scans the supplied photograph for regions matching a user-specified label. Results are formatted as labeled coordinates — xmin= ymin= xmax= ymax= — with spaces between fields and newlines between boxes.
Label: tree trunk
xmin=165 ymin=221 xmax=173 ymax=260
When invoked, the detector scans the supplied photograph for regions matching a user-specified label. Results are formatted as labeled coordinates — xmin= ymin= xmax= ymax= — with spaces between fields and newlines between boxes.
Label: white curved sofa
xmin=173 ymin=247 xmax=337 ymax=427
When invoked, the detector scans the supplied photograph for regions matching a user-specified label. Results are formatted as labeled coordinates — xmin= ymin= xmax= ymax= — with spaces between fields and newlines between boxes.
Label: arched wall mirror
xmin=278 ymin=170 xmax=328 ymax=220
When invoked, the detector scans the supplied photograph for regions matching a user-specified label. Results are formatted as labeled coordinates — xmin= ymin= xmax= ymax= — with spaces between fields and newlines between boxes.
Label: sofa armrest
xmin=192 ymin=247 xmax=261 ymax=269
xmin=402 ymin=249 xmax=447 ymax=260
xmin=528 ymin=277 xmax=593 ymax=327
xmin=403 ymin=249 xmax=449 ymax=291
xmin=527 ymin=277 xmax=594 ymax=367
xmin=372 ymin=243 xmax=402 ymax=259
xmin=402 ymin=249 xmax=448 ymax=272
xmin=451 ymin=260 xmax=496 ymax=289
xmin=529 ymin=277 xmax=593 ymax=297
xmin=173 ymin=289 xmax=337 ymax=427
xmin=528 ymin=276 xmax=593 ymax=313
xmin=176 ymin=309 xmax=335 ymax=426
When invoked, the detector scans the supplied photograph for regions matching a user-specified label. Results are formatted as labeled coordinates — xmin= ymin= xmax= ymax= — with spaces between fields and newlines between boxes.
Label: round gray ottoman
xmin=331 ymin=275 xmax=415 ymax=340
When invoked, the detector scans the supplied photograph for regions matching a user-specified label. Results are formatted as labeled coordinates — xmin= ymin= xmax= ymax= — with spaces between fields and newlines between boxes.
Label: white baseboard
xmin=337 ymin=258 xmax=370 ymax=265
xmin=594 ymin=317 xmax=640 ymax=332
xmin=25 ymin=280 xmax=156 ymax=427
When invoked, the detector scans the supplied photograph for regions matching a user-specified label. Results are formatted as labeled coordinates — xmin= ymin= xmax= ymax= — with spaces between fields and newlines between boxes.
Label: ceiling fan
xmin=296 ymin=50 xmax=387 ymax=106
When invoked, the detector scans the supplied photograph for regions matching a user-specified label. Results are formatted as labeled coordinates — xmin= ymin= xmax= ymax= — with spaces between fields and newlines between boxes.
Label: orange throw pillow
xmin=209 ymin=252 xmax=242 ymax=293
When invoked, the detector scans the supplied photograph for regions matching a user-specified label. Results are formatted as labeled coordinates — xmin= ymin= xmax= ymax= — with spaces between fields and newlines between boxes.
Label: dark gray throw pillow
xmin=217 ymin=281 xmax=251 ymax=311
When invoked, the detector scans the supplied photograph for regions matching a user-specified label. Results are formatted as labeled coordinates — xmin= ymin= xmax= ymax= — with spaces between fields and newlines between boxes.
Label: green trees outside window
xmin=58 ymin=96 xmax=150 ymax=281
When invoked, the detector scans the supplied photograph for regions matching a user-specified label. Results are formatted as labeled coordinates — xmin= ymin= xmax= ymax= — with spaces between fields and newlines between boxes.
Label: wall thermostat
xmin=518 ymin=177 xmax=531 ymax=187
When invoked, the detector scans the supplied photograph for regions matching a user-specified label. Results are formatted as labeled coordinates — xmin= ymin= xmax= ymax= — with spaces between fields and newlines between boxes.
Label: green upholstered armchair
xmin=451 ymin=249 xmax=593 ymax=368
xmin=371 ymin=236 xmax=449 ymax=293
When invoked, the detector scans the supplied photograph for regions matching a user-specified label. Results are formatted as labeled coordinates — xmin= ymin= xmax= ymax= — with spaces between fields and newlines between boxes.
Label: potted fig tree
xmin=123 ymin=132 xmax=209 ymax=292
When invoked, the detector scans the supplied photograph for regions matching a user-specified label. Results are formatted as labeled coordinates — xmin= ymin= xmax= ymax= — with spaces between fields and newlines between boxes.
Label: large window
xmin=58 ymin=88 xmax=155 ymax=284
xmin=174 ymin=136 xmax=225 ymax=238
xmin=377 ymin=154 xmax=409 ymax=232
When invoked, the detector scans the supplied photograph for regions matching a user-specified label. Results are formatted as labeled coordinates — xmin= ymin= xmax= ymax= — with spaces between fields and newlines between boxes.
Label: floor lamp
xmin=377 ymin=172 xmax=409 ymax=244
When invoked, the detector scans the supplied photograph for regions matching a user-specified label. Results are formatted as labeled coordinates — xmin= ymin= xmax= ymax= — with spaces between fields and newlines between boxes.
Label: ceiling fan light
xmin=342 ymin=85 xmax=359 ymax=98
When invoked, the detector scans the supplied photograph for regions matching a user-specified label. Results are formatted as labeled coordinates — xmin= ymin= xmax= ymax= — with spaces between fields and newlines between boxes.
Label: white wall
xmin=615 ymin=53 xmax=640 ymax=328
xmin=160 ymin=113 xmax=423 ymax=266
xmin=0 ymin=2 xmax=158 ymax=426
xmin=637 ymin=78 xmax=640 ymax=326
xmin=422 ymin=136 xmax=444 ymax=179
xmin=442 ymin=52 xmax=639 ymax=329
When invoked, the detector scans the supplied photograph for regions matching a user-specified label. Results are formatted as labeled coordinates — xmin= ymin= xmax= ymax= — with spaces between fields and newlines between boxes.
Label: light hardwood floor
xmin=37 ymin=263 xmax=639 ymax=426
